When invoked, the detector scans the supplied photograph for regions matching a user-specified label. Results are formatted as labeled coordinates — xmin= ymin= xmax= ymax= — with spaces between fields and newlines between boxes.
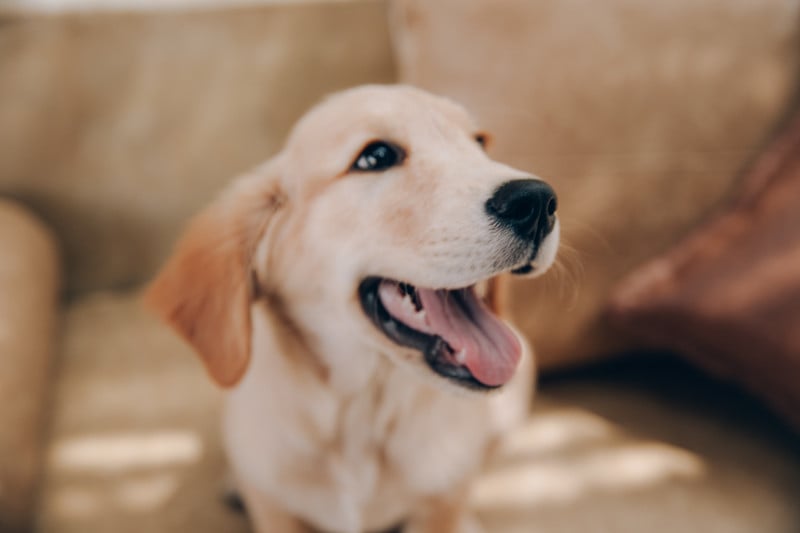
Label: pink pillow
xmin=609 ymin=106 xmax=800 ymax=431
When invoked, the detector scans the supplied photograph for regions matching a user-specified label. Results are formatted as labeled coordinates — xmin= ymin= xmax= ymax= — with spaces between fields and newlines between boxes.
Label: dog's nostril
xmin=486 ymin=178 xmax=557 ymax=242
xmin=546 ymin=196 xmax=557 ymax=217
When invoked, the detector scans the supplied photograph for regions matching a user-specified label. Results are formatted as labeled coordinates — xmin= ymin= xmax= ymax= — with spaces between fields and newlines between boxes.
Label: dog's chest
xmin=225 ymin=361 xmax=492 ymax=532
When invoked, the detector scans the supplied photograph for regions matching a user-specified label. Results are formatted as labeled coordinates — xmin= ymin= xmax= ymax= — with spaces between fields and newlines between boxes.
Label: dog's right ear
xmin=144 ymin=160 xmax=286 ymax=388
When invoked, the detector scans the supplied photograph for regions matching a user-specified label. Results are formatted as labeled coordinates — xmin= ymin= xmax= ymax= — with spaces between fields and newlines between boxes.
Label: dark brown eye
xmin=475 ymin=133 xmax=489 ymax=149
xmin=352 ymin=141 xmax=405 ymax=172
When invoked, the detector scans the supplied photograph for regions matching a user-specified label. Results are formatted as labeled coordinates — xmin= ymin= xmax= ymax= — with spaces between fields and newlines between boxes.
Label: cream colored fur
xmin=147 ymin=85 xmax=559 ymax=533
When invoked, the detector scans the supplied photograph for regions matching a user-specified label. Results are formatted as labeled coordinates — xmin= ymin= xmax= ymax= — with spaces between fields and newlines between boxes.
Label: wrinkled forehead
xmin=285 ymin=86 xmax=478 ymax=156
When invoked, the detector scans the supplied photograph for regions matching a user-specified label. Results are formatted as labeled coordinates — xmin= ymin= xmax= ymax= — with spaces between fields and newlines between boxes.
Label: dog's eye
xmin=352 ymin=141 xmax=405 ymax=172
xmin=475 ymin=133 xmax=490 ymax=149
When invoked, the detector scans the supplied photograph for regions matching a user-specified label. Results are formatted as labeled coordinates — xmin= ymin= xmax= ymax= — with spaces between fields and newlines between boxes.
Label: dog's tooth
xmin=454 ymin=349 xmax=467 ymax=364
xmin=401 ymin=294 xmax=416 ymax=314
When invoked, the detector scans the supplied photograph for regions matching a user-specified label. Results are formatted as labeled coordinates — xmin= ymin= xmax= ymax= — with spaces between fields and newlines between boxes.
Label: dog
xmin=145 ymin=85 xmax=559 ymax=533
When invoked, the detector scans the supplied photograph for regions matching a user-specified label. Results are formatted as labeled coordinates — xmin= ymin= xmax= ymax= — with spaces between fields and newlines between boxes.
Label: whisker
xmin=530 ymin=239 xmax=585 ymax=310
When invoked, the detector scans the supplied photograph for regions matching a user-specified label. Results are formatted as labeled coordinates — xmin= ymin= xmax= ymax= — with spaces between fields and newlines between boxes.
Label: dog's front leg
xmin=238 ymin=479 xmax=311 ymax=533
xmin=403 ymin=496 xmax=484 ymax=533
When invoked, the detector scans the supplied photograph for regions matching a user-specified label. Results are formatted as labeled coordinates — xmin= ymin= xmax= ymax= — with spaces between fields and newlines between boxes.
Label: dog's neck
xmin=249 ymin=294 xmax=400 ymax=394
xmin=256 ymin=290 xmax=331 ymax=382
xmin=224 ymin=301 xmax=445 ymax=531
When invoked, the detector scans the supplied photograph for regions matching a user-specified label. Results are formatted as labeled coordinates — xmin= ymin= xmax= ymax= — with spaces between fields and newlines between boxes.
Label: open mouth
xmin=358 ymin=277 xmax=522 ymax=390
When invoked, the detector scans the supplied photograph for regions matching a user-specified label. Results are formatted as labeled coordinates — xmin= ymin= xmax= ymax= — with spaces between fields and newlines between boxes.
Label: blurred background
xmin=0 ymin=0 xmax=799 ymax=532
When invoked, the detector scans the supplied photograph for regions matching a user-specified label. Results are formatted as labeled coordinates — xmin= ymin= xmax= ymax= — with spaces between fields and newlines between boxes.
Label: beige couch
xmin=1 ymin=1 xmax=798 ymax=532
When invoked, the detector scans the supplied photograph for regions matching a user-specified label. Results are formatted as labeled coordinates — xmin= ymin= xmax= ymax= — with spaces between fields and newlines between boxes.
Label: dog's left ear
xmin=144 ymin=160 xmax=286 ymax=388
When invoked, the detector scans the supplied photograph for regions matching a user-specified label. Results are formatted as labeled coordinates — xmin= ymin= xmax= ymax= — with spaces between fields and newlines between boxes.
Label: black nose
xmin=486 ymin=179 xmax=557 ymax=243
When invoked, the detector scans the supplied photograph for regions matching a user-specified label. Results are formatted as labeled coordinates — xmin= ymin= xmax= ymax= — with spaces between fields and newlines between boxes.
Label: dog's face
xmin=146 ymin=85 xmax=559 ymax=392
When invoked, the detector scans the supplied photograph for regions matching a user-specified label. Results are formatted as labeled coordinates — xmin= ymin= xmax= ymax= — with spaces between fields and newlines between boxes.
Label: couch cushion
xmin=0 ymin=199 xmax=60 ymax=533
xmin=0 ymin=0 xmax=395 ymax=294
xmin=389 ymin=0 xmax=800 ymax=370
xmin=482 ymin=358 xmax=800 ymax=533
xmin=37 ymin=291 xmax=800 ymax=532
xmin=608 ymin=105 xmax=800 ymax=432
xmin=36 ymin=289 xmax=243 ymax=533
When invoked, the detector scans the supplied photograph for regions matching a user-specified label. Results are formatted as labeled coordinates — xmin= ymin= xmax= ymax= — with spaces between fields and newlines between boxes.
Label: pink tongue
xmin=417 ymin=288 xmax=521 ymax=386
xmin=378 ymin=282 xmax=522 ymax=387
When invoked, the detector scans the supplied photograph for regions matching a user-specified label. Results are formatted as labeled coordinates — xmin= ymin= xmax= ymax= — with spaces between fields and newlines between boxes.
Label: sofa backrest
xmin=0 ymin=0 xmax=395 ymax=294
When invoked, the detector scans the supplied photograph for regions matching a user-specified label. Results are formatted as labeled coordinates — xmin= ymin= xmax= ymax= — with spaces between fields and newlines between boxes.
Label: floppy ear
xmin=144 ymin=163 xmax=286 ymax=388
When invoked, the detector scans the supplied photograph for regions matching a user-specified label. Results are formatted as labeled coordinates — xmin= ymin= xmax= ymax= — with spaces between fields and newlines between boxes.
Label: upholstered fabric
xmin=0 ymin=1 xmax=395 ymax=294
xmin=36 ymin=290 xmax=236 ymax=533
xmin=389 ymin=0 xmax=800 ymax=369
xmin=609 ymin=105 xmax=800 ymax=432
xmin=36 ymin=291 xmax=800 ymax=532
xmin=0 ymin=199 xmax=60 ymax=533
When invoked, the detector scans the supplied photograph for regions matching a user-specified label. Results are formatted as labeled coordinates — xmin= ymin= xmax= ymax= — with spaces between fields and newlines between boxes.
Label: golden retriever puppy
xmin=146 ymin=85 xmax=559 ymax=533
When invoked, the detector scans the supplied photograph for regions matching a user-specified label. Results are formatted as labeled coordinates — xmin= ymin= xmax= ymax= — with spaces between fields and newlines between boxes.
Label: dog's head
xmin=146 ymin=85 xmax=559 ymax=392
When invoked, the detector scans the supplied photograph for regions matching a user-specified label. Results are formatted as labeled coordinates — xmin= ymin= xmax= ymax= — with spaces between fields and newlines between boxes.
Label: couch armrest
xmin=0 ymin=199 xmax=61 ymax=532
